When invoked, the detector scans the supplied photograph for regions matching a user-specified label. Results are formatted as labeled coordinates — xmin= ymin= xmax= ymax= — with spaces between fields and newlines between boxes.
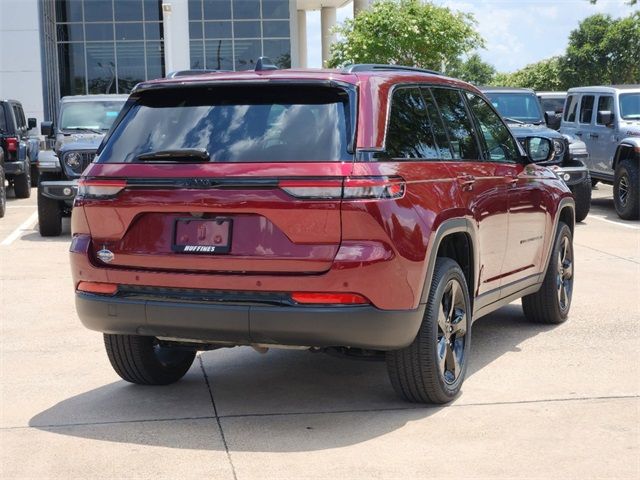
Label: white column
xmin=353 ymin=0 xmax=371 ymax=16
xmin=320 ymin=7 xmax=336 ymax=67
xmin=297 ymin=10 xmax=307 ymax=68
xmin=162 ymin=0 xmax=190 ymax=74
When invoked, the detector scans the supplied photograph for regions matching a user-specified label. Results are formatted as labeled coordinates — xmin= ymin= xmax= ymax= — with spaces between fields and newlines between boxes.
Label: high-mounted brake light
xmin=77 ymin=281 xmax=118 ymax=296
xmin=78 ymin=179 xmax=126 ymax=198
xmin=291 ymin=292 xmax=369 ymax=305
xmin=4 ymin=137 xmax=18 ymax=153
xmin=278 ymin=177 xmax=405 ymax=200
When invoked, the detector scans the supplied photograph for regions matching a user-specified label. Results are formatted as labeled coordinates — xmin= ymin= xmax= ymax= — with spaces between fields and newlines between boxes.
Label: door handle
xmin=590 ymin=133 xmax=599 ymax=139
xmin=575 ymin=131 xmax=583 ymax=136
xmin=456 ymin=175 xmax=476 ymax=191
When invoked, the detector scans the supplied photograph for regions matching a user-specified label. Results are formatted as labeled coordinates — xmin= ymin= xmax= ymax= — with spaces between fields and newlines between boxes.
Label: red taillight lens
xmin=5 ymin=137 xmax=18 ymax=153
xmin=77 ymin=281 xmax=118 ymax=295
xmin=77 ymin=179 xmax=126 ymax=198
xmin=291 ymin=292 xmax=369 ymax=305
xmin=343 ymin=177 xmax=405 ymax=199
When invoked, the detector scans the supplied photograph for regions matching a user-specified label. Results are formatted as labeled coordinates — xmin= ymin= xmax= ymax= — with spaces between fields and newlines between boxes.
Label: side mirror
xmin=597 ymin=110 xmax=613 ymax=126
xmin=525 ymin=136 xmax=554 ymax=163
xmin=544 ymin=111 xmax=561 ymax=130
xmin=28 ymin=117 xmax=37 ymax=130
xmin=41 ymin=121 xmax=53 ymax=137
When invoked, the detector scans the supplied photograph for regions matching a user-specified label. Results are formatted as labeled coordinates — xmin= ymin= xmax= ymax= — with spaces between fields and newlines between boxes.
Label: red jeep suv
xmin=71 ymin=62 xmax=575 ymax=404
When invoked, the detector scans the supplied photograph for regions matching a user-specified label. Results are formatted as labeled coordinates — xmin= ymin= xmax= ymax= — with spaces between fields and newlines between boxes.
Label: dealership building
xmin=0 ymin=0 xmax=369 ymax=123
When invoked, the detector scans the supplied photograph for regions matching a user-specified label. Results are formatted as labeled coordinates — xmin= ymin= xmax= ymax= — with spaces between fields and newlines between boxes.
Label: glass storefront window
xmin=204 ymin=21 xmax=232 ymax=39
xmin=262 ymin=0 xmax=289 ymax=19
xmin=55 ymin=1 xmax=164 ymax=95
xmin=205 ymin=40 xmax=233 ymax=70
xmin=233 ymin=0 xmax=260 ymax=19
xmin=234 ymin=21 xmax=261 ymax=38
xmin=86 ymin=42 xmax=116 ymax=94
xmin=203 ymin=0 xmax=232 ymax=20
xmin=263 ymin=39 xmax=291 ymax=68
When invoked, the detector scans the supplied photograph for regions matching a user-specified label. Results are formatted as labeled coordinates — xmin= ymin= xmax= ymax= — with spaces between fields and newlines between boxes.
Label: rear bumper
xmin=75 ymin=292 xmax=425 ymax=350
xmin=40 ymin=180 xmax=78 ymax=200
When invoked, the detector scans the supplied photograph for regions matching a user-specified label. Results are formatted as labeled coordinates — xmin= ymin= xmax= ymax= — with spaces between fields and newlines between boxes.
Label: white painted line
xmin=6 ymin=205 xmax=37 ymax=208
xmin=0 ymin=211 xmax=38 ymax=246
xmin=588 ymin=214 xmax=640 ymax=230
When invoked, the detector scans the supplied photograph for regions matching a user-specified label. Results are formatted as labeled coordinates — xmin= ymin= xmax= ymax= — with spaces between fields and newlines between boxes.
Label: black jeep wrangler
xmin=481 ymin=87 xmax=592 ymax=222
xmin=0 ymin=99 xmax=39 ymax=208
xmin=38 ymin=94 xmax=127 ymax=236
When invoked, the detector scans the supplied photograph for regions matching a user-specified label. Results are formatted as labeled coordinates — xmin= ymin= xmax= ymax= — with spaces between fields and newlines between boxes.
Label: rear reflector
xmin=77 ymin=281 xmax=118 ymax=295
xmin=77 ymin=179 xmax=126 ymax=198
xmin=291 ymin=292 xmax=369 ymax=305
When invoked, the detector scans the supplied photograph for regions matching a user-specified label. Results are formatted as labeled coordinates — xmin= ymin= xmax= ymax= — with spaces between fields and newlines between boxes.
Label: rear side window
xmin=12 ymin=105 xmax=24 ymax=129
xmin=596 ymin=96 xmax=614 ymax=124
xmin=0 ymin=105 xmax=7 ymax=132
xmin=465 ymin=93 xmax=519 ymax=162
xmin=98 ymin=85 xmax=353 ymax=163
xmin=564 ymin=95 xmax=578 ymax=122
xmin=385 ymin=87 xmax=440 ymax=159
xmin=579 ymin=95 xmax=595 ymax=124
xmin=431 ymin=88 xmax=479 ymax=160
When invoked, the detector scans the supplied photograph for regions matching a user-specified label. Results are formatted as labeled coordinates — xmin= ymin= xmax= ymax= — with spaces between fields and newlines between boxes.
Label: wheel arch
xmin=419 ymin=218 xmax=478 ymax=307
xmin=612 ymin=139 xmax=640 ymax=170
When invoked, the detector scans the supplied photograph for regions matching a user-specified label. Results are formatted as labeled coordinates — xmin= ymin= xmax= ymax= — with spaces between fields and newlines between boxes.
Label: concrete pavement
xmin=0 ymin=184 xmax=638 ymax=479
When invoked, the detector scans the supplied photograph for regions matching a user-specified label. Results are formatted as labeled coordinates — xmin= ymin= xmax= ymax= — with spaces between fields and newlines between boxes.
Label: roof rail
xmin=255 ymin=56 xmax=278 ymax=71
xmin=342 ymin=64 xmax=442 ymax=75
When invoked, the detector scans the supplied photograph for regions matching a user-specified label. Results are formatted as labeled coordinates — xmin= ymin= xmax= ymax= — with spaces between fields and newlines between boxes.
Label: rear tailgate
xmin=80 ymin=162 xmax=350 ymax=274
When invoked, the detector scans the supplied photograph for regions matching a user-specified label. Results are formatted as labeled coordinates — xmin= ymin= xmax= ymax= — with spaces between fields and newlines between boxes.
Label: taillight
xmin=4 ymin=137 xmax=18 ymax=153
xmin=77 ymin=281 xmax=118 ymax=296
xmin=343 ymin=177 xmax=405 ymax=199
xmin=291 ymin=292 xmax=369 ymax=305
xmin=279 ymin=177 xmax=405 ymax=200
xmin=77 ymin=179 xmax=126 ymax=198
xmin=278 ymin=179 xmax=343 ymax=199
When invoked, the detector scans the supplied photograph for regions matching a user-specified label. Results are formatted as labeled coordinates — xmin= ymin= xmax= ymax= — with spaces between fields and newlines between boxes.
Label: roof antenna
xmin=255 ymin=56 xmax=278 ymax=72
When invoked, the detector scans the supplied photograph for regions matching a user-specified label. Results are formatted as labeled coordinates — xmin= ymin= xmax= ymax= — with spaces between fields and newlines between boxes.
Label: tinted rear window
xmin=98 ymin=85 xmax=353 ymax=163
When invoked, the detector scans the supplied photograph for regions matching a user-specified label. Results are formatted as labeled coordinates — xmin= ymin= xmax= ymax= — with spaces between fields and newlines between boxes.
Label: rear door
xmin=79 ymin=83 xmax=354 ymax=275
xmin=466 ymin=92 xmax=548 ymax=289
xmin=429 ymin=87 xmax=510 ymax=297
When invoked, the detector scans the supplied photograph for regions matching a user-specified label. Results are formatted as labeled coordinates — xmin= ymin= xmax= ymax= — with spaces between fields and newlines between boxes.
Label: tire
xmin=30 ymin=163 xmax=39 ymax=187
xmin=613 ymin=159 xmax=639 ymax=220
xmin=37 ymin=186 xmax=62 ymax=236
xmin=571 ymin=178 xmax=591 ymax=223
xmin=12 ymin=163 xmax=31 ymax=199
xmin=0 ymin=165 xmax=6 ymax=219
xmin=386 ymin=257 xmax=471 ymax=404
xmin=522 ymin=222 xmax=573 ymax=324
xmin=104 ymin=334 xmax=196 ymax=385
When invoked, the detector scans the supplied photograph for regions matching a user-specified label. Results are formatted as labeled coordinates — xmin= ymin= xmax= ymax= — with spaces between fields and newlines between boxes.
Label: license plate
xmin=173 ymin=218 xmax=232 ymax=254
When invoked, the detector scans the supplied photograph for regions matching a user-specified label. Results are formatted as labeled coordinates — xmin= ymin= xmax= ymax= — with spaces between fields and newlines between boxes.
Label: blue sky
xmin=304 ymin=0 xmax=637 ymax=72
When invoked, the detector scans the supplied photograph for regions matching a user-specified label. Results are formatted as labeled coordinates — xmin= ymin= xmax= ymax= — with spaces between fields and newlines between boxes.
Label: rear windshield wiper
xmin=135 ymin=149 xmax=210 ymax=163
xmin=503 ymin=117 xmax=525 ymax=124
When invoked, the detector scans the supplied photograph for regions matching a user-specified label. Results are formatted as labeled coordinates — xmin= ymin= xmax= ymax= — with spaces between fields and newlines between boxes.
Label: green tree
xmin=494 ymin=57 xmax=564 ymax=90
xmin=447 ymin=53 xmax=496 ymax=85
xmin=327 ymin=0 xmax=484 ymax=70
xmin=561 ymin=12 xmax=640 ymax=86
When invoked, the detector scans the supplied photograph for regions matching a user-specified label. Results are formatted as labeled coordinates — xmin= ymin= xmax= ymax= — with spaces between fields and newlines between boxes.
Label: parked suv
xmin=0 ymin=100 xmax=39 ymax=198
xmin=38 ymin=94 xmax=127 ymax=236
xmin=481 ymin=87 xmax=591 ymax=222
xmin=71 ymin=64 xmax=575 ymax=404
xmin=537 ymin=91 xmax=567 ymax=130
xmin=560 ymin=85 xmax=640 ymax=220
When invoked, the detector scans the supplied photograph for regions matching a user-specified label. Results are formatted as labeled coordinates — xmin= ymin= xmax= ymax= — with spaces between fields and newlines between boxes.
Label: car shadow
xmin=28 ymin=304 xmax=555 ymax=451
xmin=20 ymin=218 xmax=71 ymax=242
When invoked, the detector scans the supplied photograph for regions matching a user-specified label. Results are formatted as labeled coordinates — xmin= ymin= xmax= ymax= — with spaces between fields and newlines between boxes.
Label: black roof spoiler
xmin=342 ymin=64 xmax=442 ymax=76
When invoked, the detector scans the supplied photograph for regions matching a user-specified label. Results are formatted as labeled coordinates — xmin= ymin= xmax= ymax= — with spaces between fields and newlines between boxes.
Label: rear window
xmin=98 ymin=85 xmax=353 ymax=163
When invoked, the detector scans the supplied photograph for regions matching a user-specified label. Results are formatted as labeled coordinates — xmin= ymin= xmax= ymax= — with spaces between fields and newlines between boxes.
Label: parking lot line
xmin=588 ymin=214 xmax=640 ymax=230
xmin=0 ymin=211 xmax=38 ymax=246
